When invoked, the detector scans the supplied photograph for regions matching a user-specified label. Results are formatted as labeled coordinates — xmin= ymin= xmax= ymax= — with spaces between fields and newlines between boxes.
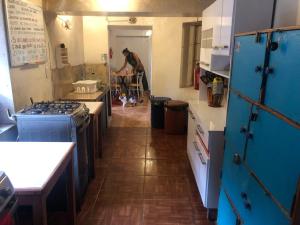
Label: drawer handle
xmin=189 ymin=110 xmax=196 ymax=120
xmin=198 ymin=152 xmax=206 ymax=165
xmin=193 ymin=141 xmax=200 ymax=152
xmin=193 ymin=142 xmax=206 ymax=165
xmin=197 ymin=125 xmax=204 ymax=135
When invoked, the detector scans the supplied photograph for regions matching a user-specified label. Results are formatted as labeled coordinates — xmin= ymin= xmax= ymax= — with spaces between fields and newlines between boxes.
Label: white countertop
xmin=188 ymin=99 xmax=227 ymax=132
xmin=80 ymin=102 xmax=104 ymax=115
xmin=174 ymin=87 xmax=227 ymax=132
xmin=0 ymin=142 xmax=74 ymax=192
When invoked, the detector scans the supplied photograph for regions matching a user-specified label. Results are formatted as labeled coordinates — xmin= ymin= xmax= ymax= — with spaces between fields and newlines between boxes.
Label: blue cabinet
xmin=218 ymin=188 xmax=241 ymax=225
xmin=244 ymin=176 xmax=290 ymax=225
xmin=218 ymin=27 xmax=300 ymax=225
xmin=225 ymin=92 xmax=252 ymax=157
xmin=265 ymin=30 xmax=300 ymax=123
xmin=230 ymin=34 xmax=267 ymax=101
xmin=246 ymin=108 xmax=300 ymax=211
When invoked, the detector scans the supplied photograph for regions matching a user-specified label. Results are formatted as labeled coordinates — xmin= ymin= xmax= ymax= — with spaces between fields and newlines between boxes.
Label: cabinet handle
xmin=241 ymin=192 xmax=248 ymax=200
xmin=255 ymin=66 xmax=263 ymax=73
xmin=233 ymin=153 xmax=242 ymax=165
xmin=265 ymin=67 xmax=274 ymax=75
xmin=240 ymin=126 xmax=247 ymax=133
xmin=213 ymin=45 xmax=229 ymax=49
xmin=270 ymin=42 xmax=279 ymax=51
xmin=250 ymin=113 xmax=258 ymax=121
xmin=246 ymin=132 xmax=254 ymax=140
xmin=244 ymin=202 xmax=252 ymax=211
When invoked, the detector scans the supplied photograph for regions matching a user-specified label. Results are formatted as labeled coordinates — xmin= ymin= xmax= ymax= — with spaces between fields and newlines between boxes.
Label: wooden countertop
xmin=81 ymin=102 xmax=104 ymax=115
xmin=0 ymin=142 xmax=75 ymax=193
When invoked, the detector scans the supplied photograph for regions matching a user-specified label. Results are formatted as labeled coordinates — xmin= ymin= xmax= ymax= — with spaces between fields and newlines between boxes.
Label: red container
xmin=194 ymin=63 xmax=200 ymax=90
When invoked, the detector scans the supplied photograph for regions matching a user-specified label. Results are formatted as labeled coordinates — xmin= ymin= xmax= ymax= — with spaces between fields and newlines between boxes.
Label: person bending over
xmin=117 ymin=48 xmax=149 ymax=93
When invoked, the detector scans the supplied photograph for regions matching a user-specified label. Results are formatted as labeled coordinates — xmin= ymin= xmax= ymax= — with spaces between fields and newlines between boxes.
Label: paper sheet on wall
xmin=4 ymin=0 xmax=47 ymax=67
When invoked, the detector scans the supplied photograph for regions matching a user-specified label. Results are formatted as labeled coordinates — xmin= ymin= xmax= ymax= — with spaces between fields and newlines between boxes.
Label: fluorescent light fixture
xmin=96 ymin=0 xmax=130 ymax=11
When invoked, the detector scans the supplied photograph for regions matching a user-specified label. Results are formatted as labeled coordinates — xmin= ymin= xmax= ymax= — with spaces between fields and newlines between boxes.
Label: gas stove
xmin=19 ymin=101 xmax=82 ymax=115
xmin=15 ymin=101 xmax=90 ymax=128
xmin=14 ymin=101 xmax=90 ymax=211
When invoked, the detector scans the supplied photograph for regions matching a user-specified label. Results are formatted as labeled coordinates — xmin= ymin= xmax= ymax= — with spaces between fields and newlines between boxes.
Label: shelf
xmin=211 ymin=70 xmax=230 ymax=79
xmin=200 ymin=65 xmax=230 ymax=79
xmin=200 ymin=64 xmax=210 ymax=71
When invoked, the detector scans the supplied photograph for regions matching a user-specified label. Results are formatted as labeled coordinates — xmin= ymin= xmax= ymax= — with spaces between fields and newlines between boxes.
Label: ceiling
xmin=43 ymin=0 xmax=215 ymax=16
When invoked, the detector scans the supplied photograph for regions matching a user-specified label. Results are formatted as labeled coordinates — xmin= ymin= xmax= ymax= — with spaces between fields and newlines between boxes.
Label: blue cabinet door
xmin=246 ymin=108 xmax=300 ymax=212
xmin=265 ymin=30 xmax=300 ymax=123
xmin=218 ymin=188 xmax=242 ymax=225
xmin=221 ymin=144 xmax=251 ymax=220
xmin=225 ymin=92 xmax=252 ymax=158
xmin=231 ymin=34 xmax=267 ymax=101
xmin=243 ymin=175 xmax=291 ymax=225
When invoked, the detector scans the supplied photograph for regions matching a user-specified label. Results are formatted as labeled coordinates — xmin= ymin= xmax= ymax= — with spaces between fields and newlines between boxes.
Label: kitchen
xmin=0 ymin=0 xmax=300 ymax=225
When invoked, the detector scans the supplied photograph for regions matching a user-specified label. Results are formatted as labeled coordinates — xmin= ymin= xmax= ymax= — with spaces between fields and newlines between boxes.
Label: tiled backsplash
xmin=52 ymin=63 xmax=109 ymax=100
xmin=84 ymin=63 xmax=109 ymax=83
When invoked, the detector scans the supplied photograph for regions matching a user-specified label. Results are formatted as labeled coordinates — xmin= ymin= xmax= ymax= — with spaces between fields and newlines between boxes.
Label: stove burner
xmin=21 ymin=101 xmax=81 ymax=115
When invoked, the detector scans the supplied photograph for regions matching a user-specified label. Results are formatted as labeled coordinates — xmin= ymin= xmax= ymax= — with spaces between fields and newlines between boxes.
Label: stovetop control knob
xmin=0 ymin=187 xmax=12 ymax=198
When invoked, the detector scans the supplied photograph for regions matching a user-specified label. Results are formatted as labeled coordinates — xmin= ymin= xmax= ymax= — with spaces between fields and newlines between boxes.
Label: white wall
xmin=274 ymin=0 xmax=300 ymax=26
xmin=8 ymin=0 xmax=53 ymax=111
xmin=0 ymin=0 xmax=14 ymax=123
xmin=109 ymin=28 xmax=152 ymax=89
xmin=8 ymin=1 xmax=85 ymax=111
xmin=47 ymin=15 xmax=85 ymax=67
xmin=83 ymin=17 xmax=197 ymax=98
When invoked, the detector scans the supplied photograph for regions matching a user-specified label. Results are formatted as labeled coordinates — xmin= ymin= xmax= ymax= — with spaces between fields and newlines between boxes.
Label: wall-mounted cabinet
xmin=200 ymin=0 xmax=275 ymax=78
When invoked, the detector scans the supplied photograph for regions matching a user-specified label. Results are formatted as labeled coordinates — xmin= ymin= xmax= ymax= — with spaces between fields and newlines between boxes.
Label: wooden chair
xmin=111 ymin=77 xmax=121 ymax=99
xmin=129 ymin=72 xmax=144 ymax=100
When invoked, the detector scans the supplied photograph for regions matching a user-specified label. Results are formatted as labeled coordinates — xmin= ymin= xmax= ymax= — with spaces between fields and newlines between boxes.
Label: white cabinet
xmin=200 ymin=0 xmax=233 ymax=72
xmin=200 ymin=0 xmax=274 ymax=76
xmin=186 ymin=102 xmax=225 ymax=212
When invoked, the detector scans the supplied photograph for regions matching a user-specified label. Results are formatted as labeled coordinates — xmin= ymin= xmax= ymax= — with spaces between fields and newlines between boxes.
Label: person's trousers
xmin=133 ymin=70 xmax=149 ymax=91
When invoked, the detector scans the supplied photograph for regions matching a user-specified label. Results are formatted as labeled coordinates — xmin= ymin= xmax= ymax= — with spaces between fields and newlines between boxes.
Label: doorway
xmin=108 ymin=26 xmax=153 ymax=91
xmin=180 ymin=22 xmax=202 ymax=88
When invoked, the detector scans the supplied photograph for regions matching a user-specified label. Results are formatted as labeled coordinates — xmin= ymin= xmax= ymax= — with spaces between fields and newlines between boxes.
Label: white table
xmin=0 ymin=142 xmax=76 ymax=225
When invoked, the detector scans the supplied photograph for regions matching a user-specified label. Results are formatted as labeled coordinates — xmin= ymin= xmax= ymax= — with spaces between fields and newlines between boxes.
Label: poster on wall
xmin=4 ymin=0 xmax=47 ymax=67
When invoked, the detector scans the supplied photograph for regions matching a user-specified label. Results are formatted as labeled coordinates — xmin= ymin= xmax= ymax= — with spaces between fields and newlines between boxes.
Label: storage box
xmin=72 ymin=80 xmax=98 ymax=93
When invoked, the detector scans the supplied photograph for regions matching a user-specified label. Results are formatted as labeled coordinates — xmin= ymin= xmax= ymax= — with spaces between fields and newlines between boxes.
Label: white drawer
xmin=187 ymin=136 xmax=210 ymax=207
xmin=195 ymin=119 xmax=209 ymax=149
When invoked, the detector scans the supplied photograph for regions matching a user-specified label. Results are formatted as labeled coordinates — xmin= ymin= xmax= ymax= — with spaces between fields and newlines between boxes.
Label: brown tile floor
xmin=78 ymin=103 xmax=214 ymax=225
